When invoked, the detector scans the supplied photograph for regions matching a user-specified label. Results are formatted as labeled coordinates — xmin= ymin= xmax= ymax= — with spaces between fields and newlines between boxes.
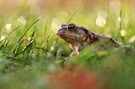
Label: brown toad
xmin=56 ymin=23 xmax=121 ymax=55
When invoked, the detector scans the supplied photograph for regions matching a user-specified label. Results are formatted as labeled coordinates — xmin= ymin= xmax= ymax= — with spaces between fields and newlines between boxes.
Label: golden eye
xmin=68 ymin=23 xmax=76 ymax=31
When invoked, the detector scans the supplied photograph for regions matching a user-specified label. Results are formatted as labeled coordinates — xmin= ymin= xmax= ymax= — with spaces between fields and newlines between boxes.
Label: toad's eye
xmin=68 ymin=23 xmax=76 ymax=31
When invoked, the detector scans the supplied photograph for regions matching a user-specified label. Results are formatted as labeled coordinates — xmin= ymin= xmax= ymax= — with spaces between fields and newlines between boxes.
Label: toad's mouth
xmin=56 ymin=32 xmax=79 ymax=40
xmin=56 ymin=32 xmax=80 ymax=43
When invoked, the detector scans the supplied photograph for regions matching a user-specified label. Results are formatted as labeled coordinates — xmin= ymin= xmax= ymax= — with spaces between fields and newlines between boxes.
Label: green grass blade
xmin=9 ymin=19 xmax=39 ymax=54
xmin=0 ymin=26 xmax=19 ymax=49
xmin=66 ymin=10 xmax=79 ymax=24
xmin=17 ymin=19 xmax=39 ymax=43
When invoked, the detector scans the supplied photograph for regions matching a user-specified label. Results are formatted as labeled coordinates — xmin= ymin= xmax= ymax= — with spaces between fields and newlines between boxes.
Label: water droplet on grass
xmin=129 ymin=36 xmax=135 ymax=43
xmin=5 ymin=23 xmax=12 ymax=33
xmin=96 ymin=16 xmax=106 ymax=27
xmin=120 ymin=29 xmax=126 ymax=37
xmin=0 ymin=36 xmax=5 ymax=41
xmin=17 ymin=16 xmax=27 ymax=26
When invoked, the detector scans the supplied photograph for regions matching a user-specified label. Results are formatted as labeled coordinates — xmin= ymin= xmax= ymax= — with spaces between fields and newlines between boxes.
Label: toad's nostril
xmin=56 ymin=29 xmax=65 ymax=35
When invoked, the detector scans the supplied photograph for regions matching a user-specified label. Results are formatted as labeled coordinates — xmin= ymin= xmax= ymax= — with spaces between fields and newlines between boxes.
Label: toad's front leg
xmin=70 ymin=43 xmax=84 ymax=55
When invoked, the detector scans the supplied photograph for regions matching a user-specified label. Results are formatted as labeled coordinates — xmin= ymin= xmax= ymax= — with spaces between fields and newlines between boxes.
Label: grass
xmin=0 ymin=2 xmax=135 ymax=89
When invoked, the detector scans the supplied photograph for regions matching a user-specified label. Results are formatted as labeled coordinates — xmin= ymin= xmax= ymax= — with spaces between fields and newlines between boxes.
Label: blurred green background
xmin=0 ymin=0 xmax=135 ymax=89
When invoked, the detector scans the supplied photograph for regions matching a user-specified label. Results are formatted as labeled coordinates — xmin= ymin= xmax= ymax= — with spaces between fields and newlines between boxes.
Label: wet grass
xmin=0 ymin=3 xmax=135 ymax=89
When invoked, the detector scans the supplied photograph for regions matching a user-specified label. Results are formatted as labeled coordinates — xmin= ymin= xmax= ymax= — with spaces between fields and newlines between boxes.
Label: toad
xmin=56 ymin=23 xmax=121 ymax=56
